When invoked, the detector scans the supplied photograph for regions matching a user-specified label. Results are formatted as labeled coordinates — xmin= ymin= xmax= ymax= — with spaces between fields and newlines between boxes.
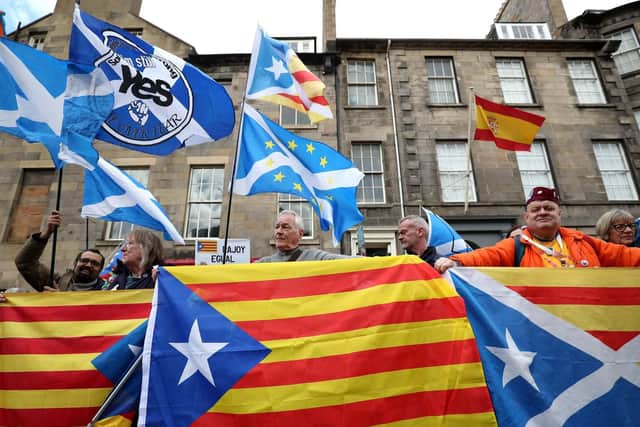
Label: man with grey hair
xmin=397 ymin=214 xmax=439 ymax=266
xmin=256 ymin=210 xmax=353 ymax=262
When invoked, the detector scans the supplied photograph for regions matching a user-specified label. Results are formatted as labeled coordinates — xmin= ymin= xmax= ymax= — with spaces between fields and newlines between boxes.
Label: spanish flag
xmin=474 ymin=95 xmax=545 ymax=151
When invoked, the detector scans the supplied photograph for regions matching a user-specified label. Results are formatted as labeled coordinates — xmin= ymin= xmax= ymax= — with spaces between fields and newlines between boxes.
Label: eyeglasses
xmin=610 ymin=223 xmax=637 ymax=232
xmin=77 ymin=258 xmax=102 ymax=267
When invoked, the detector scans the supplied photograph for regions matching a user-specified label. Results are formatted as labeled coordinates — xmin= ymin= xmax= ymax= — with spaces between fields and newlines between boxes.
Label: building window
xmin=278 ymin=194 xmax=313 ymax=237
xmin=124 ymin=28 xmax=143 ymax=37
xmin=495 ymin=23 xmax=551 ymax=40
xmin=284 ymin=38 xmax=315 ymax=53
xmin=185 ymin=167 xmax=225 ymax=238
xmin=347 ymin=60 xmax=378 ymax=106
xmin=607 ymin=27 xmax=640 ymax=75
xmin=593 ymin=142 xmax=638 ymax=201
xmin=426 ymin=57 xmax=460 ymax=104
xmin=352 ymin=143 xmax=385 ymax=203
xmin=567 ymin=59 xmax=606 ymax=104
xmin=105 ymin=168 xmax=149 ymax=240
xmin=280 ymin=106 xmax=311 ymax=127
xmin=634 ymin=111 xmax=640 ymax=130
xmin=436 ymin=142 xmax=477 ymax=203
xmin=28 ymin=33 xmax=46 ymax=51
xmin=7 ymin=169 xmax=53 ymax=242
xmin=516 ymin=142 xmax=554 ymax=199
xmin=496 ymin=58 xmax=533 ymax=104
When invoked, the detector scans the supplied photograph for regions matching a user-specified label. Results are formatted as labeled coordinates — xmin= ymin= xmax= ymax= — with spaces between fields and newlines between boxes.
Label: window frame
xmin=184 ymin=166 xmax=226 ymax=240
xmin=351 ymin=142 xmax=386 ymax=204
xmin=425 ymin=57 xmax=460 ymax=104
xmin=435 ymin=141 xmax=477 ymax=203
xmin=347 ymin=59 xmax=378 ymax=106
xmin=496 ymin=58 xmax=534 ymax=104
xmin=592 ymin=141 xmax=639 ymax=201
xmin=606 ymin=27 xmax=640 ymax=75
xmin=515 ymin=141 xmax=555 ymax=199
xmin=279 ymin=105 xmax=313 ymax=128
xmin=567 ymin=58 xmax=606 ymax=105
xmin=28 ymin=32 xmax=46 ymax=51
xmin=7 ymin=168 xmax=54 ymax=243
xmin=495 ymin=23 xmax=551 ymax=40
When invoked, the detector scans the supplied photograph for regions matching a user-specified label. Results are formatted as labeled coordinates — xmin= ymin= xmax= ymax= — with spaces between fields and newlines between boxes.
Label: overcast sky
xmin=0 ymin=0 xmax=631 ymax=53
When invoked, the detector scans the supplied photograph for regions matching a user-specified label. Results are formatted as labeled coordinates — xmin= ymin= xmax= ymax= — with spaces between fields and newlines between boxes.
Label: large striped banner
xmin=1 ymin=256 xmax=496 ymax=426
xmin=449 ymin=267 xmax=640 ymax=427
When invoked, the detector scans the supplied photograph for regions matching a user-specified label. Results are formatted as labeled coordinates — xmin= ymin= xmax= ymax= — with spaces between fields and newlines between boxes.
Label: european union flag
xmin=70 ymin=6 xmax=234 ymax=155
xmin=137 ymin=268 xmax=270 ymax=426
xmin=0 ymin=37 xmax=113 ymax=168
xmin=234 ymin=104 xmax=364 ymax=244
xmin=448 ymin=268 xmax=640 ymax=427
xmin=423 ymin=208 xmax=472 ymax=257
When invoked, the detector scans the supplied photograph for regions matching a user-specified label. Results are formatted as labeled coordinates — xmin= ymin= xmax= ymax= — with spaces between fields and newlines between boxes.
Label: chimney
xmin=323 ymin=0 xmax=336 ymax=52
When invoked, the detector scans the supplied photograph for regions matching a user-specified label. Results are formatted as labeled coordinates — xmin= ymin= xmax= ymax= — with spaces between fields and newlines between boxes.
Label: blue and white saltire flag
xmin=59 ymin=140 xmax=185 ymax=244
xmin=423 ymin=208 xmax=472 ymax=257
xmin=0 ymin=37 xmax=113 ymax=168
xmin=70 ymin=6 xmax=235 ymax=155
xmin=138 ymin=268 xmax=270 ymax=426
xmin=447 ymin=268 xmax=640 ymax=427
xmin=234 ymin=104 xmax=364 ymax=245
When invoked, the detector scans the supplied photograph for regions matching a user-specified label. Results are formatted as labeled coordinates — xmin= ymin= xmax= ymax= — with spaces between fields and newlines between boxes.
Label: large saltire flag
xmin=246 ymin=26 xmax=332 ymax=123
xmin=70 ymin=6 xmax=235 ymax=155
xmin=447 ymin=267 xmax=640 ymax=426
xmin=0 ymin=256 xmax=497 ymax=426
xmin=423 ymin=207 xmax=473 ymax=257
xmin=0 ymin=37 xmax=113 ymax=168
xmin=234 ymin=104 xmax=364 ymax=245
xmin=474 ymin=95 xmax=545 ymax=152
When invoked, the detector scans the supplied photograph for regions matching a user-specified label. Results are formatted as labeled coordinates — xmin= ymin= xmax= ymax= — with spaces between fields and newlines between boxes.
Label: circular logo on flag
xmin=96 ymin=30 xmax=193 ymax=146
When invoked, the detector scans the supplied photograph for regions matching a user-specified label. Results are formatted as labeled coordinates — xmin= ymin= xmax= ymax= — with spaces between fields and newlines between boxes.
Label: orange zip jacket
xmin=450 ymin=227 xmax=640 ymax=267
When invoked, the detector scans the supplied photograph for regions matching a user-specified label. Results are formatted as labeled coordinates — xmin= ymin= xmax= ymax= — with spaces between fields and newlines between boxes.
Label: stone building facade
xmin=1 ymin=0 xmax=640 ymax=290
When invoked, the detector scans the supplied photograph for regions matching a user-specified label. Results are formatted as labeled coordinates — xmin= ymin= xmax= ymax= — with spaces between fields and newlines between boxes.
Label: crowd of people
xmin=3 ymin=187 xmax=640 ymax=299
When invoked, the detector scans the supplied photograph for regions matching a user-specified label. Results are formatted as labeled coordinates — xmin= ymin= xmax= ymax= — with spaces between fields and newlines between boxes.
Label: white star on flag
xmin=128 ymin=343 xmax=142 ymax=357
xmin=265 ymin=56 xmax=288 ymax=80
xmin=169 ymin=319 xmax=228 ymax=386
xmin=486 ymin=328 xmax=540 ymax=391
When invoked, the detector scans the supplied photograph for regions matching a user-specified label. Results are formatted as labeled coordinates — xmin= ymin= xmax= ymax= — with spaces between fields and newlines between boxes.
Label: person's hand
xmin=434 ymin=257 xmax=459 ymax=273
xmin=40 ymin=210 xmax=62 ymax=240
xmin=0 ymin=292 xmax=7 ymax=303
xmin=43 ymin=286 xmax=59 ymax=292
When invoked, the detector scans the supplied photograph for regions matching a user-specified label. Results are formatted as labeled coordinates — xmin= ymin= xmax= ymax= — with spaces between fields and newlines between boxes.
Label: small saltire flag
xmin=246 ymin=26 xmax=332 ymax=123
xmin=59 ymin=140 xmax=185 ymax=244
xmin=137 ymin=268 xmax=270 ymax=426
xmin=448 ymin=267 xmax=640 ymax=427
xmin=474 ymin=95 xmax=545 ymax=152
xmin=423 ymin=208 xmax=472 ymax=257
xmin=70 ymin=6 xmax=235 ymax=155
xmin=0 ymin=37 xmax=113 ymax=168
xmin=92 ymin=321 xmax=147 ymax=427
xmin=234 ymin=104 xmax=364 ymax=245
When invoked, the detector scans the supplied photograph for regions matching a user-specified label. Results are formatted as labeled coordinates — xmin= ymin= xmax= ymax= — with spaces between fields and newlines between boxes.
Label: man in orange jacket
xmin=434 ymin=187 xmax=640 ymax=273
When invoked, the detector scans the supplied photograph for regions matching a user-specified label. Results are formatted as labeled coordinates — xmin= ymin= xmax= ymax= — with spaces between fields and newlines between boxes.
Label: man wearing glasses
xmin=15 ymin=210 xmax=106 ymax=291
xmin=435 ymin=187 xmax=640 ymax=272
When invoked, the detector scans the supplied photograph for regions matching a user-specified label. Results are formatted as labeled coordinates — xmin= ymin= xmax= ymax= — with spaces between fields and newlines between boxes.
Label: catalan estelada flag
xmin=474 ymin=95 xmax=545 ymax=151
xmin=246 ymin=26 xmax=333 ymax=123
xmin=449 ymin=267 xmax=640 ymax=427
xmin=0 ymin=256 xmax=496 ymax=426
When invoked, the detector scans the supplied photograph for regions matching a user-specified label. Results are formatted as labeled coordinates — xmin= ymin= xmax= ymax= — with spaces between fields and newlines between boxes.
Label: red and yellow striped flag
xmin=1 ymin=256 xmax=497 ymax=426
xmin=474 ymin=95 xmax=545 ymax=151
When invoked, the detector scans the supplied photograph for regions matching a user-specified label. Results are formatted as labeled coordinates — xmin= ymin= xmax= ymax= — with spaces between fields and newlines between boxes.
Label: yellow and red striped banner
xmin=1 ymin=256 xmax=497 ymax=426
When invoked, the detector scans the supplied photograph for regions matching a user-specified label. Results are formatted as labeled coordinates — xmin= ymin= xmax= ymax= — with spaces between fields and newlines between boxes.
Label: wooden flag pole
xmin=463 ymin=88 xmax=475 ymax=214
xmin=49 ymin=167 xmax=63 ymax=287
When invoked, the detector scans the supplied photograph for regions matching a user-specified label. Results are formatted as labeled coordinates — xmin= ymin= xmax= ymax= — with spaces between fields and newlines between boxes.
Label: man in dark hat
xmin=435 ymin=186 xmax=640 ymax=272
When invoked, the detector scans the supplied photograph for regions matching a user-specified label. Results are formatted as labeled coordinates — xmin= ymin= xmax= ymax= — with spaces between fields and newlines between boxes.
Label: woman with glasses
xmin=595 ymin=209 xmax=639 ymax=247
xmin=105 ymin=230 xmax=164 ymax=290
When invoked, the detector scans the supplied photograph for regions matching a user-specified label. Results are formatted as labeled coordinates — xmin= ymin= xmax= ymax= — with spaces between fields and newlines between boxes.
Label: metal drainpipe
xmin=386 ymin=39 xmax=405 ymax=218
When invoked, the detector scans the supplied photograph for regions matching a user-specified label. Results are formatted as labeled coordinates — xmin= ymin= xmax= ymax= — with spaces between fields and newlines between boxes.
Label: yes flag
xmin=448 ymin=267 xmax=640 ymax=426
xmin=70 ymin=6 xmax=234 ymax=155
xmin=234 ymin=104 xmax=363 ymax=245
xmin=0 ymin=37 xmax=113 ymax=168
xmin=138 ymin=268 xmax=270 ymax=426
xmin=474 ymin=95 xmax=545 ymax=152
xmin=247 ymin=27 xmax=332 ymax=123
xmin=423 ymin=208 xmax=472 ymax=257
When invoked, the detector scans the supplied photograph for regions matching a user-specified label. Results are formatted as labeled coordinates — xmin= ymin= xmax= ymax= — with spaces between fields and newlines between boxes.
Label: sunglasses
xmin=610 ymin=223 xmax=637 ymax=232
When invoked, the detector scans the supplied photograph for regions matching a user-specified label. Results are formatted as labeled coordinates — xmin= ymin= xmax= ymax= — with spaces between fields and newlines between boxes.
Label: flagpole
xmin=463 ymin=87 xmax=475 ymax=214
xmin=49 ymin=167 xmax=63 ymax=287
xmin=87 ymin=352 xmax=142 ymax=426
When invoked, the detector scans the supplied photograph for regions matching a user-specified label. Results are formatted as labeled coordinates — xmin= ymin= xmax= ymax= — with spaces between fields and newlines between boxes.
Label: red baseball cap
xmin=526 ymin=187 xmax=560 ymax=206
